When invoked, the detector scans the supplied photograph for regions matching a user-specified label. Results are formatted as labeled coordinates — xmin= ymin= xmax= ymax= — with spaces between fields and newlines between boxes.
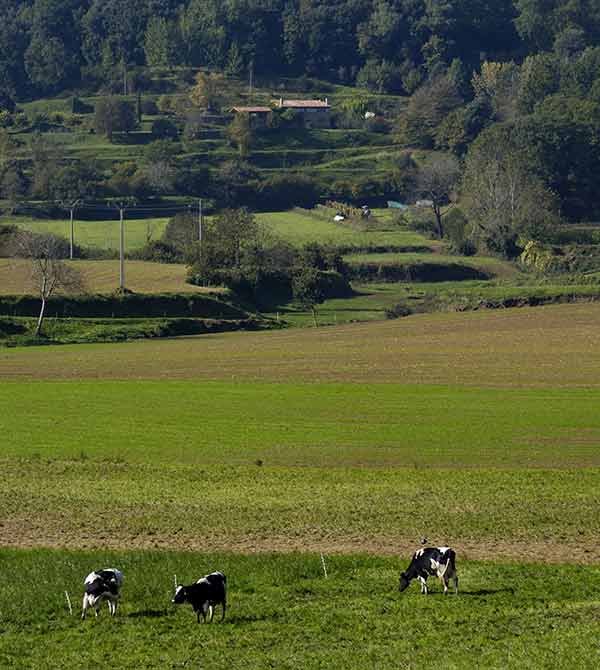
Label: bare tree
xmin=13 ymin=232 xmax=84 ymax=336
xmin=416 ymin=154 xmax=461 ymax=239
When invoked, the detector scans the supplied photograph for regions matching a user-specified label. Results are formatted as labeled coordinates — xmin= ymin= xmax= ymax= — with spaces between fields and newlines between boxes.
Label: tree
xmin=226 ymin=113 xmax=253 ymax=158
xmin=94 ymin=97 xmax=138 ymax=141
xmin=292 ymin=266 xmax=324 ymax=327
xmin=399 ymin=74 xmax=463 ymax=147
xmin=144 ymin=17 xmax=176 ymax=67
xmin=13 ymin=231 xmax=84 ymax=336
xmin=462 ymin=126 xmax=559 ymax=256
xmin=416 ymin=154 xmax=461 ymax=239
xmin=472 ymin=61 xmax=520 ymax=121
xmin=189 ymin=71 xmax=224 ymax=112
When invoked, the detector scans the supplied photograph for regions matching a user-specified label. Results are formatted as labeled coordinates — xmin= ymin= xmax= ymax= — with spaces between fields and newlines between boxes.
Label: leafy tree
xmin=151 ymin=118 xmax=178 ymax=139
xmin=399 ymin=74 xmax=462 ymax=148
xmin=144 ymin=16 xmax=177 ymax=67
xmin=292 ymin=266 xmax=324 ymax=327
xmin=94 ymin=97 xmax=138 ymax=141
xmin=227 ymin=113 xmax=253 ymax=158
xmin=472 ymin=61 xmax=520 ymax=121
xmin=189 ymin=71 xmax=224 ymax=112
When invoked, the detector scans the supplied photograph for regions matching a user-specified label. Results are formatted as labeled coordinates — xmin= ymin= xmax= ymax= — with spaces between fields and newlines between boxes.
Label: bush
xmin=0 ymin=293 xmax=247 ymax=319
xmin=130 ymin=240 xmax=181 ymax=263
xmin=141 ymin=99 xmax=159 ymax=115
xmin=151 ymin=118 xmax=178 ymax=139
xmin=71 ymin=97 xmax=93 ymax=114
xmin=257 ymin=175 xmax=320 ymax=210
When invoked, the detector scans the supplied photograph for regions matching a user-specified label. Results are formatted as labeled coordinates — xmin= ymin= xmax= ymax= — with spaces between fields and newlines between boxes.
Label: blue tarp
xmin=387 ymin=200 xmax=409 ymax=210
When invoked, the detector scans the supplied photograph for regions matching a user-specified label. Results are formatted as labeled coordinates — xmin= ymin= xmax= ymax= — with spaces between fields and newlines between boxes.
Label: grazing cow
xmin=172 ymin=571 xmax=227 ymax=623
xmin=81 ymin=568 xmax=124 ymax=619
xmin=398 ymin=547 xmax=458 ymax=595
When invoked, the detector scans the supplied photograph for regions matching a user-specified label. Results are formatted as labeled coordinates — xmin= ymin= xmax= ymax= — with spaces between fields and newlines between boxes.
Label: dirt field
xmin=2 ymin=303 xmax=600 ymax=387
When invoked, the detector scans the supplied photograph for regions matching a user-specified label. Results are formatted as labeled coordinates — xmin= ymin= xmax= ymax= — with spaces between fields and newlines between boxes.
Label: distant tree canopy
xmin=2 ymin=1 xmax=599 ymax=99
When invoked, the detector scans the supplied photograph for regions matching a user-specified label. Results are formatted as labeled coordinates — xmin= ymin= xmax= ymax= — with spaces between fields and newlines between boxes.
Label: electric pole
xmin=198 ymin=198 xmax=203 ymax=243
xmin=249 ymin=60 xmax=254 ymax=101
xmin=59 ymin=199 xmax=81 ymax=260
xmin=69 ymin=199 xmax=81 ymax=260
xmin=110 ymin=198 xmax=136 ymax=291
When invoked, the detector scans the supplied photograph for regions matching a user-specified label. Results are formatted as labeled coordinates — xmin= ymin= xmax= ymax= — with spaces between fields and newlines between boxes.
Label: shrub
xmin=151 ymin=118 xmax=178 ymax=139
xmin=141 ymin=99 xmax=159 ymax=115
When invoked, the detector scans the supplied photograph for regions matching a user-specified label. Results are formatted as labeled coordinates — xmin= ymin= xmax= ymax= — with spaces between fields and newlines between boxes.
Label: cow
xmin=81 ymin=568 xmax=124 ymax=619
xmin=172 ymin=571 xmax=227 ymax=623
xmin=398 ymin=547 xmax=458 ymax=595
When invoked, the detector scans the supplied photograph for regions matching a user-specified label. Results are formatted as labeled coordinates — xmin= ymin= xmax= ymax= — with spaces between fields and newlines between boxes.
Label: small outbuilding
xmin=274 ymin=98 xmax=332 ymax=128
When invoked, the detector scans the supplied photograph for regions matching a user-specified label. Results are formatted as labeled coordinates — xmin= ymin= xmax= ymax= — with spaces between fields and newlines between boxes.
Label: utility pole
xmin=248 ymin=60 xmax=254 ymax=101
xmin=198 ymin=198 xmax=203 ymax=243
xmin=110 ymin=198 xmax=136 ymax=291
xmin=68 ymin=199 xmax=81 ymax=260
xmin=59 ymin=199 xmax=81 ymax=260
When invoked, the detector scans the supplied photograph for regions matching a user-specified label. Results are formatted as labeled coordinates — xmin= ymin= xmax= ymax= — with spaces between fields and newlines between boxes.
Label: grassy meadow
xmin=2 ymin=303 xmax=600 ymax=666
xmin=1 ymin=549 xmax=598 ymax=669
xmin=0 ymin=258 xmax=217 ymax=295
xmin=4 ymin=216 xmax=170 ymax=252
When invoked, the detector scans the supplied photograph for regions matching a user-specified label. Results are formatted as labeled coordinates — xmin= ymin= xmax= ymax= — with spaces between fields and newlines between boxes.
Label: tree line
xmin=2 ymin=1 xmax=600 ymax=100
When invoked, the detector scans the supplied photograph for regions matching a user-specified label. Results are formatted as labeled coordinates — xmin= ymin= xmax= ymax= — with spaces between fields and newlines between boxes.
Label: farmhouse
xmin=230 ymin=106 xmax=272 ymax=128
xmin=274 ymin=98 xmax=332 ymax=128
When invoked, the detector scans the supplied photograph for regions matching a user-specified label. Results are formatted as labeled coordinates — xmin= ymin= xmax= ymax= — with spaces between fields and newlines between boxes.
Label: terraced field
xmin=0 ymin=258 xmax=215 ymax=295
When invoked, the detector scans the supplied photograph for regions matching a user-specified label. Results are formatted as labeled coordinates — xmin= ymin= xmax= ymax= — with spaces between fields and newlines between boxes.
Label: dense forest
xmin=1 ymin=1 xmax=599 ymax=99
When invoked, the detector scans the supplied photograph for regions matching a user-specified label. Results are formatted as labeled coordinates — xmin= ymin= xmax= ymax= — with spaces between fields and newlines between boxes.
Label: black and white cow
xmin=81 ymin=568 xmax=124 ymax=619
xmin=398 ymin=547 xmax=458 ymax=595
xmin=172 ymin=571 xmax=227 ymax=623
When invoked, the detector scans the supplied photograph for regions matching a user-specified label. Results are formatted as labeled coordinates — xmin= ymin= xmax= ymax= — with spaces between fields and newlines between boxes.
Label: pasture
xmin=4 ymin=216 xmax=169 ymax=252
xmin=1 ymin=303 xmax=599 ymax=667
xmin=0 ymin=258 xmax=216 ymax=295
xmin=255 ymin=210 xmax=431 ymax=249
xmin=0 ymin=549 xmax=598 ymax=669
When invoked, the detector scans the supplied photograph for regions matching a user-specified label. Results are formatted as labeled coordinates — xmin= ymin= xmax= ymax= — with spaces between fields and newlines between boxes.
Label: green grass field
xmin=4 ymin=216 xmax=169 ymax=251
xmin=2 ymin=304 xmax=599 ymax=666
xmin=256 ymin=210 xmax=431 ymax=249
xmin=1 ymin=549 xmax=598 ymax=669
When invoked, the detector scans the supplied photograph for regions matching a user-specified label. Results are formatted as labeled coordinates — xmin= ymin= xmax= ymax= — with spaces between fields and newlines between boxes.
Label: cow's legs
xmin=81 ymin=595 xmax=88 ymax=620
xmin=418 ymin=576 xmax=428 ymax=594
xmin=208 ymin=605 xmax=215 ymax=623
xmin=453 ymin=574 xmax=459 ymax=595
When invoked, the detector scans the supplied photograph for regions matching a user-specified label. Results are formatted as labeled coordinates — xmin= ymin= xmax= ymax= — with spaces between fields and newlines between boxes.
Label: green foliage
xmin=151 ymin=118 xmax=178 ymax=139
xmin=0 ymin=292 xmax=247 ymax=320
xmin=94 ymin=97 xmax=138 ymax=141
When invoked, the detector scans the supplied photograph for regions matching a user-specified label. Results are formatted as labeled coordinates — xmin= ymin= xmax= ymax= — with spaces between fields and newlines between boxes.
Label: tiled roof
xmin=278 ymin=99 xmax=330 ymax=109
xmin=230 ymin=106 xmax=272 ymax=113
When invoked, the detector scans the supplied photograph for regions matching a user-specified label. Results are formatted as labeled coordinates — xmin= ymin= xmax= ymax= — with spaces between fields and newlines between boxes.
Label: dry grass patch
xmin=3 ymin=303 xmax=600 ymax=387
xmin=0 ymin=259 xmax=220 ymax=295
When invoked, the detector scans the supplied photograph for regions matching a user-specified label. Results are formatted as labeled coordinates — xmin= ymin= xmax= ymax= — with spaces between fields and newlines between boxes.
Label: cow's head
xmin=398 ymin=573 xmax=410 ymax=592
xmin=172 ymin=585 xmax=187 ymax=604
